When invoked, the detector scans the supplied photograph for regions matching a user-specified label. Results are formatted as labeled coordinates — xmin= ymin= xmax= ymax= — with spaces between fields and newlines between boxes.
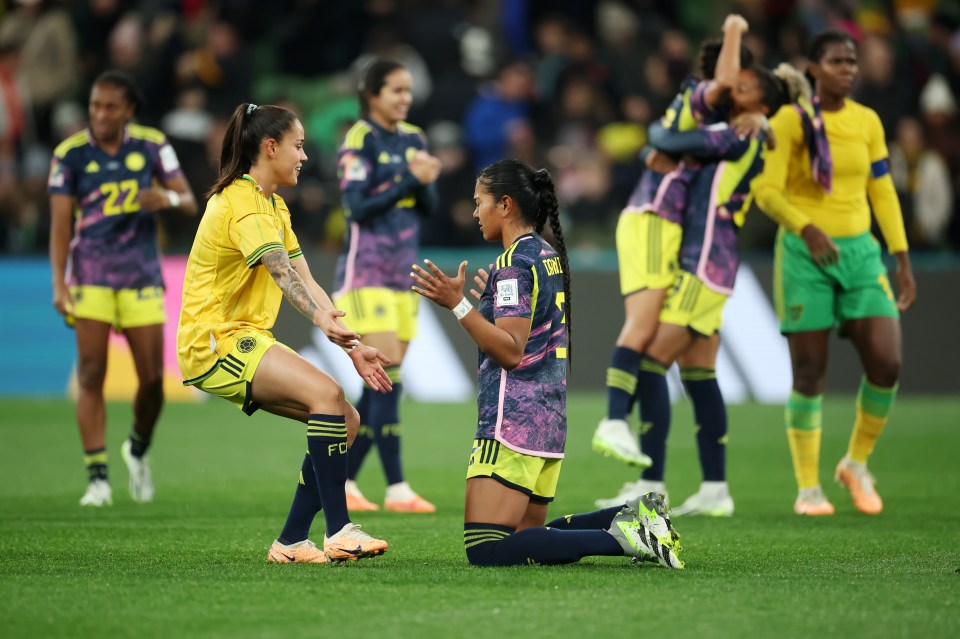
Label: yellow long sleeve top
xmin=754 ymin=98 xmax=909 ymax=253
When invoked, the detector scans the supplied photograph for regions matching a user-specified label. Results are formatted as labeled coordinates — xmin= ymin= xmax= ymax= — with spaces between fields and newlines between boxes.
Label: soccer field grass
xmin=1 ymin=394 xmax=957 ymax=638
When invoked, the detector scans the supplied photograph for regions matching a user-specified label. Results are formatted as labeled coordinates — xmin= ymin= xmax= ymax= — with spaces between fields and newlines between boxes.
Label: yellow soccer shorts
xmin=616 ymin=209 xmax=682 ymax=295
xmin=195 ymin=331 xmax=295 ymax=415
xmin=659 ymin=271 xmax=729 ymax=337
xmin=466 ymin=438 xmax=562 ymax=502
xmin=334 ymin=287 xmax=419 ymax=342
xmin=69 ymin=285 xmax=165 ymax=330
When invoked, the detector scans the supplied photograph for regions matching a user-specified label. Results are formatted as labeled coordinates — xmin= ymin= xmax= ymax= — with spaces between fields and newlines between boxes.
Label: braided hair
xmin=477 ymin=159 xmax=572 ymax=365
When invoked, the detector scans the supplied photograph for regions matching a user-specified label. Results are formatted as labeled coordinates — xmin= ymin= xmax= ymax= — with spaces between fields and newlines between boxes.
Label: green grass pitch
xmin=1 ymin=394 xmax=957 ymax=638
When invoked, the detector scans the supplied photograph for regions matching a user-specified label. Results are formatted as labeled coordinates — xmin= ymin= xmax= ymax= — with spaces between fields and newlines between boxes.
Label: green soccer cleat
xmin=606 ymin=501 xmax=683 ymax=569
xmin=625 ymin=492 xmax=681 ymax=552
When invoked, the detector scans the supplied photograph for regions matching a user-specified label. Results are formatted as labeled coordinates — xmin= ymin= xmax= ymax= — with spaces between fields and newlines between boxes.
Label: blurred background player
xmin=177 ymin=102 xmax=392 ymax=563
xmin=598 ymin=62 xmax=805 ymax=516
xmin=594 ymin=16 xmax=756 ymax=507
xmin=755 ymin=31 xmax=916 ymax=516
xmin=48 ymin=70 xmax=197 ymax=506
xmin=591 ymin=15 xmax=752 ymax=472
xmin=334 ymin=59 xmax=441 ymax=513
xmin=412 ymin=159 xmax=681 ymax=569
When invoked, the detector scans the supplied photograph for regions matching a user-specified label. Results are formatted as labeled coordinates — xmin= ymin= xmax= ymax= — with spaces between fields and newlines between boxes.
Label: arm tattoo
xmin=262 ymin=249 xmax=320 ymax=323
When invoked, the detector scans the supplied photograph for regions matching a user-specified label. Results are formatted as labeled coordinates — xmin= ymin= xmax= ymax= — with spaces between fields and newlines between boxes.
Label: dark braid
xmin=532 ymin=168 xmax=572 ymax=368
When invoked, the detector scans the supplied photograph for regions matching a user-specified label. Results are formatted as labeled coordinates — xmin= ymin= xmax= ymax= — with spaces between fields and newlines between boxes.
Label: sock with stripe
xmin=127 ymin=427 xmax=151 ymax=458
xmin=346 ymin=388 xmax=373 ymax=480
xmin=84 ymin=448 xmax=108 ymax=482
xmin=681 ymin=367 xmax=727 ymax=481
xmin=371 ymin=367 xmax=404 ymax=485
xmin=278 ymin=453 xmax=322 ymax=545
xmin=606 ymin=346 xmax=641 ymax=420
xmin=637 ymin=355 xmax=671 ymax=482
xmin=307 ymin=414 xmax=350 ymax=534
xmin=848 ymin=377 xmax=897 ymax=463
xmin=463 ymin=522 xmax=623 ymax=566
xmin=786 ymin=391 xmax=823 ymax=489
xmin=545 ymin=506 xmax=622 ymax=530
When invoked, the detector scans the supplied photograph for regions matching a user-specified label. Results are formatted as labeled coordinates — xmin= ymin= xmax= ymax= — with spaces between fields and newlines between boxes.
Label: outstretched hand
xmin=469 ymin=267 xmax=489 ymax=302
xmin=348 ymin=344 xmax=393 ymax=393
xmin=410 ymin=259 xmax=467 ymax=309
xmin=316 ymin=308 xmax=361 ymax=348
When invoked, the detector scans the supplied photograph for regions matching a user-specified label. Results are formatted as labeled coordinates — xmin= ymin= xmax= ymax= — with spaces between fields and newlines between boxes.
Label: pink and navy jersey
xmin=47 ymin=125 xmax=183 ymax=290
xmin=475 ymin=234 xmax=568 ymax=458
xmin=677 ymin=124 xmax=770 ymax=294
xmin=625 ymin=77 xmax=722 ymax=226
xmin=334 ymin=119 xmax=438 ymax=295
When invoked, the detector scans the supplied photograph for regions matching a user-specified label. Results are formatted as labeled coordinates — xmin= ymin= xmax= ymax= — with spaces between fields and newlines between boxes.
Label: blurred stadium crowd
xmin=0 ymin=0 xmax=958 ymax=254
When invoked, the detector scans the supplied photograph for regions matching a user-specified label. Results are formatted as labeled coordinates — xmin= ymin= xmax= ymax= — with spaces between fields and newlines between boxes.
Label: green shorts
xmin=334 ymin=288 xmax=419 ymax=342
xmin=774 ymin=229 xmax=898 ymax=334
xmin=466 ymin=439 xmax=562 ymax=503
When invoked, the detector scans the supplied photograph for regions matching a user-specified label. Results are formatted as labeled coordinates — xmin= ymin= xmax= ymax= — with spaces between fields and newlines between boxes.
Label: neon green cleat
xmin=606 ymin=498 xmax=683 ymax=569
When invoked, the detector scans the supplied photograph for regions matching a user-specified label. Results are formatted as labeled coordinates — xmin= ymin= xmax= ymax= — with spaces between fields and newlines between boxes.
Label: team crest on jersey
xmin=84 ymin=160 xmax=100 ymax=173
xmin=48 ymin=159 xmax=65 ymax=188
xmin=496 ymin=279 xmax=519 ymax=306
xmin=374 ymin=304 xmax=387 ymax=317
xmin=344 ymin=155 xmax=367 ymax=181
xmin=237 ymin=336 xmax=257 ymax=353
xmin=125 ymin=152 xmax=146 ymax=172
xmin=377 ymin=151 xmax=391 ymax=164
xmin=789 ymin=305 xmax=804 ymax=321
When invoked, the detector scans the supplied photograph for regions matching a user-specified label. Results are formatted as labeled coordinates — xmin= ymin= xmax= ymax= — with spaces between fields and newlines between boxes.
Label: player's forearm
xmin=343 ymin=174 xmax=419 ymax=223
xmin=868 ymin=176 xmax=909 ymax=253
xmin=458 ymin=314 xmax=527 ymax=371
xmin=714 ymin=24 xmax=744 ymax=90
xmin=49 ymin=210 xmax=72 ymax=285
xmin=263 ymin=250 xmax=323 ymax=324
xmin=755 ymin=186 xmax=810 ymax=235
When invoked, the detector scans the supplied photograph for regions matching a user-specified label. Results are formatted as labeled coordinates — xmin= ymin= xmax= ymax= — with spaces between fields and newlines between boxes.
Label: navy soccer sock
xmin=346 ymin=388 xmax=373 ymax=480
xmin=682 ymin=367 xmax=728 ymax=481
xmin=637 ymin=355 xmax=671 ymax=482
xmin=306 ymin=414 xmax=350 ymax=534
xmin=83 ymin=448 xmax=108 ymax=481
xmin=278 ymin=453 xmax=323 ymax=545
xmin=127 ymin=426 xmax=151 ymax=458
xmin=463 ymin=523 xmax=623 ymax=566
xmin=545 ymin=506 xmax=622 ymax=530
xmin=606 ymin=346 xmax=641 ymax=421
xmin=371 ymin=372 xmax=403 ymax=485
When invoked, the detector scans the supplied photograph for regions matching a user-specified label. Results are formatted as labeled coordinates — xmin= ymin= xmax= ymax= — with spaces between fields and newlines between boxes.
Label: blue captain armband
xmin=871 ymin=158 xmax=890 ymax=179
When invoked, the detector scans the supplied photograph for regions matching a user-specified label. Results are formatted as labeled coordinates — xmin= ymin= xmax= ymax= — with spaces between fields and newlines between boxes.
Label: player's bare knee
xmin=866 ymin=357 xmax=900 ymax=389
xmin=792 ymin=360 xmax=826 ymax=396
xmin=76 ymin=360 xmax=107 ymax=390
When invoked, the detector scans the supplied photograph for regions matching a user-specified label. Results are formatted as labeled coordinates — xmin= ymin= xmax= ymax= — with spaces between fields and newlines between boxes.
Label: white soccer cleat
xmin=591 ymin=418 xmax=653 ymax=467
xmin=595 ymin=479 xmax=669 ymax=509
xmin=122 ymin=439 xmax=155 ymax=503
xmin=672 ymin=481 xmax=735 ymax=517
xmin=79 ymin=479 xmax=112 ymax=507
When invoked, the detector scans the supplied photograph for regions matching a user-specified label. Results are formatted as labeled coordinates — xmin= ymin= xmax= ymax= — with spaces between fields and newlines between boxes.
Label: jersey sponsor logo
xmin=125 ymin=152 xmax=146 ymax=172
xmin=48 ymin=159 xmax=65 ymax=188
xmin=497 ymin=279 xmax=519 ymax=306
xmin=159 ymin=145 xmax=180 ymax=173
xmin=237 ymin=336 xmax=257 ymax=353
xmin=84 ymin=160 xmax=100 ymax=173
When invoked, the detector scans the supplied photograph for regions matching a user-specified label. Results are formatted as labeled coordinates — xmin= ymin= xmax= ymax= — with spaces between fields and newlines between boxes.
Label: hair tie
xmin=246 ymin=103 xmax=258 ymax=116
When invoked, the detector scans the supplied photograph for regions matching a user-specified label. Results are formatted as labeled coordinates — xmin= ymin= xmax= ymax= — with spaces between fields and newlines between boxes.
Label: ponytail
xmin=207 ymin=102 xmax=298 ymax=198
xmin=532 ymin=168 xmax=573 ymax=367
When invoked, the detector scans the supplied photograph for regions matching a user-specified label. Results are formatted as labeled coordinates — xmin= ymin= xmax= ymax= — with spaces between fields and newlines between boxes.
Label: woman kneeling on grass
xmin=177 ymin=102 xmax=392 ymax=564
xmin=411 ymin=159 xmax=682 ymax=568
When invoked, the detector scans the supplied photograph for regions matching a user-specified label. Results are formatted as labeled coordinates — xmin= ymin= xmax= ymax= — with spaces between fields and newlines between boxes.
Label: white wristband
xmin=166 ymin=190 xmax=181 ymax=209
xmin=451 ymin=296 xmax=473 ymax=321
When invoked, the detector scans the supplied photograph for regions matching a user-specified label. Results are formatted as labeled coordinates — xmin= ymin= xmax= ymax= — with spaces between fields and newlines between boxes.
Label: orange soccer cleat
xmin=384 ymin=494 xmax=436 ymax=513
xmin=267 ymin=539 xmax=328 ymax=564
xmin=323 ymin=523 xmax=388 ymax=562
xmin=793 ymin=486 xmax=836 ymax=516
xmin=835 ymin=457 xmax=883 ymax=515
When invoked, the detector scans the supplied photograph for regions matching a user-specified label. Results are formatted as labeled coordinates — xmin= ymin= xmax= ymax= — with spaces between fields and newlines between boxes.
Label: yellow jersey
xmin=177 ymin=175 xmax=303 ymax=383
xmin=755 ymin=98 xmax=908 ymax=253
